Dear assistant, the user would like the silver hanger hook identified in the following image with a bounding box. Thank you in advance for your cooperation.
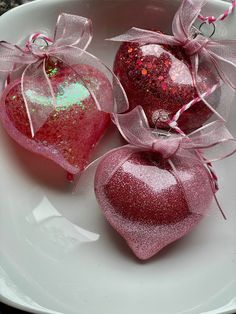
[199,22,216,38]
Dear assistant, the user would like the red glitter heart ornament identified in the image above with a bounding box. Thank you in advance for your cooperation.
[0,60,111,174]
[110,0,236,132]
[114,41,217,132]
[94,146,213,260]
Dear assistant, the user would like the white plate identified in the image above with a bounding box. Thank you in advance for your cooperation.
[0,0,236,313]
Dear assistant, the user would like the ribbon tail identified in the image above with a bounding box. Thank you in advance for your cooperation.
[0,41,36,72]
[203,139,236,163]
[191,54,226,122]
[185,120,236,162]
[166,123,229,220]
[207,41,236,90]
[213,184,227,220]
[186,121,236,219]
[203,157,227,220]
[204,158,227,220]
[107,27,179,46]
[21,59,57,137]
[73,155,101,194]
[42,58,57,108]
[167,152,214,217]
[209,53,236,90]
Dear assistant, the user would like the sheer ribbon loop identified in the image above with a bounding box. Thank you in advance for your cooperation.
[114,106,236,162]
[183,36,209,56]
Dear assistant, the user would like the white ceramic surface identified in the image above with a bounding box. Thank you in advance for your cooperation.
[0,0,236,313]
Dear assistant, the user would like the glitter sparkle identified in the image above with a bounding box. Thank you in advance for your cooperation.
[3,63,111,174]
[114,39,217,132]
[95,148,213,260]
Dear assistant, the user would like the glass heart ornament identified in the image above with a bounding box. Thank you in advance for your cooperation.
[110,0,236,132]
[0,14,128,177]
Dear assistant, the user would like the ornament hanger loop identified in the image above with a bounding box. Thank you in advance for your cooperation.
[199,22,216,38]
[26,33,53,55]
[32,36,50,49]
[152,109,171,138]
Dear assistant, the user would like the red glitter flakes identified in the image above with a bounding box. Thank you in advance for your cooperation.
[114,40,219,132]
[141,68,148,76]
[161,82,167,91]
[94,147,213,260]
[0,59,111,175]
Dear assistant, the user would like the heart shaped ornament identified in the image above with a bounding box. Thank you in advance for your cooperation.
[0,59,111,175]
[110,0,236,133]
[0,14,129,177]
[114,41,217,132]
[94,146,213,260]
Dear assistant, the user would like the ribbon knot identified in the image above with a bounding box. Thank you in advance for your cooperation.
[26,33,53,58]
[152,137,181,159]
[113,103,236,163]
[183,35,209,56]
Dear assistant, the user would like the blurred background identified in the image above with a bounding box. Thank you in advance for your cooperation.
[0,0,31,15]
[0,0,232,16]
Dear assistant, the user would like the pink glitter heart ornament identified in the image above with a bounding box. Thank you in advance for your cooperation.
[0,61,111,174]
[93,106,236,260]
[94,146,213,260]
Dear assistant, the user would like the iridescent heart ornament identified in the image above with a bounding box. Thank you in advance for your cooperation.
[0,14,128,176]
[94,107,236,260]
[110,0,236,132]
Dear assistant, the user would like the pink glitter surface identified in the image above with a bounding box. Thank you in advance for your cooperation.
[0,60,111,175]
[94,146,213,260]
[114,41,217,132]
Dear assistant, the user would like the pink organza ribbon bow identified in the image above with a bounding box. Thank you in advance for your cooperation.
[0,13,128,136]
[109,0,236,121]
[114,106,236,162]
[113,106,236,217]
